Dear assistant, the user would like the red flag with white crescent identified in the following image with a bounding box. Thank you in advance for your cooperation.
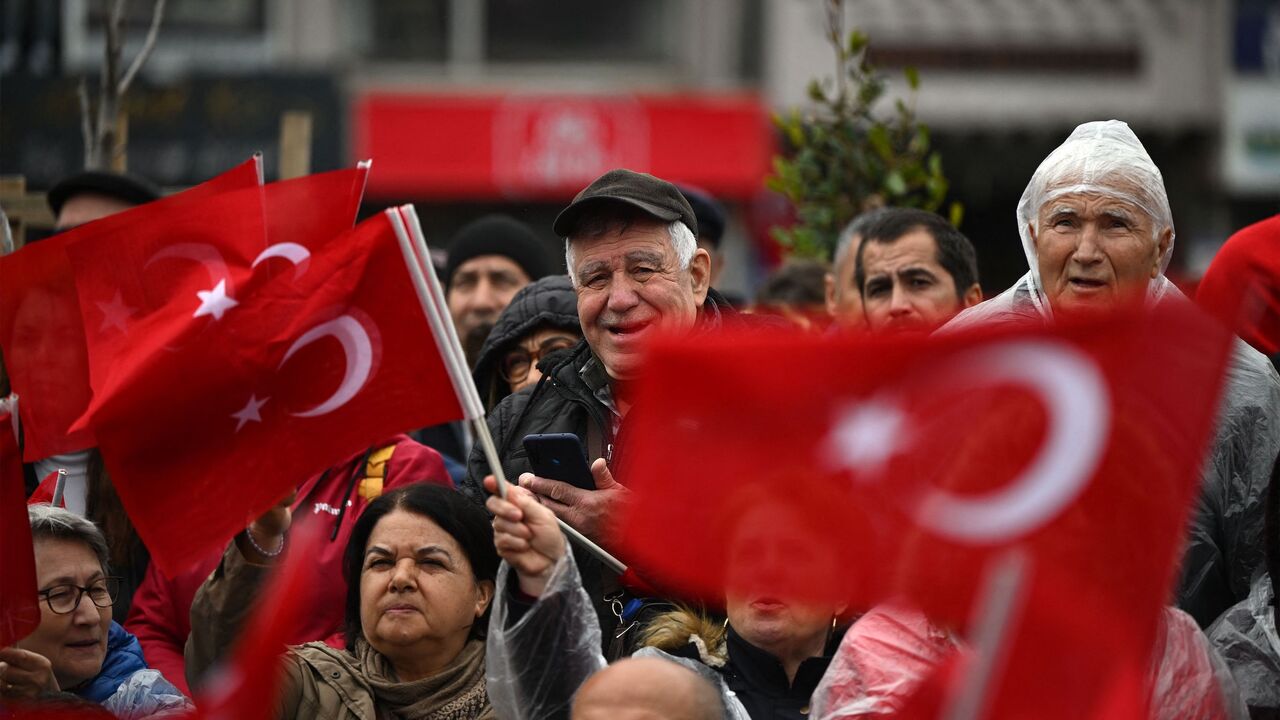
[67,207,463,575]
[0,157,262,462]
[615,304,1233,718]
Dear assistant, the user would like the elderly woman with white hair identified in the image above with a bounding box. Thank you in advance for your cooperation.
[0,505,190,718]
[947,120,1280,629]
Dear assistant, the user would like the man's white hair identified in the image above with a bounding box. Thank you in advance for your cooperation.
[565,220,696,286]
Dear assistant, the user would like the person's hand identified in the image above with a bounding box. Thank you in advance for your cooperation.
[519,459,629,547]
[0,646,59,699]
[239,489,296,563]
[485,476,567,597]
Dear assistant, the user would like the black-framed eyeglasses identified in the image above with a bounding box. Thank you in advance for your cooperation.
[38,577,120,615]
[500,336,579,385]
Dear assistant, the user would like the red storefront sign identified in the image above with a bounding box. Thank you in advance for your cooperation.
[353,92,774,201]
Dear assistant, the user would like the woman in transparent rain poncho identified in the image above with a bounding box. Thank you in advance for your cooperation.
[945,120,1280,632]
[800,120,1260,720]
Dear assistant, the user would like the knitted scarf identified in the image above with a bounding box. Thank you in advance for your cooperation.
[350,637,492,720]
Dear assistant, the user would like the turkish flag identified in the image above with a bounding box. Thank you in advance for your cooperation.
[69,166,371,421]
[0,157,262,461]
[68,209,464,575]
[193,523,324,720]
[0,400,39,648]
[615,304,1233,718]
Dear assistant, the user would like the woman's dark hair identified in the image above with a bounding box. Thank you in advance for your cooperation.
[342,483,500,650]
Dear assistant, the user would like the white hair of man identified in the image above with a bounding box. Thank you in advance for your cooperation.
[1017,119,1176,311]
[564,220,696,287]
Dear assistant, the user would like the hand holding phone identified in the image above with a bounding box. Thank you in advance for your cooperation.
[522,433,596,491]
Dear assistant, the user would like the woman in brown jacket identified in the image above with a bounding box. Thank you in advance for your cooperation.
[186,484,499,719]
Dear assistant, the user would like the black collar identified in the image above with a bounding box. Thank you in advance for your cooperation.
[725,626,832,698]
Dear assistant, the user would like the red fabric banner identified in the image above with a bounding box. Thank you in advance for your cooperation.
[0,158,262,461]
[68,209,464,575]
[353,93,773,200]
[0,405,38,648]
[615,305,1232,717]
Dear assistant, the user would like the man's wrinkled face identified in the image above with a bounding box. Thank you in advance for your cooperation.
[1033,192,1169,315]
[447,255,531,344]
[571,221,710,380]
[861,230,974,332]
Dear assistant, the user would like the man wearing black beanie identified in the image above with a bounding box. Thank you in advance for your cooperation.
[445,214,552,368]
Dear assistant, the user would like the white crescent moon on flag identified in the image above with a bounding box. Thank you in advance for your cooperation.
[252,243,311,279]
[914,339,1111,544]
[281,315,373,418]
[145,243,234,295]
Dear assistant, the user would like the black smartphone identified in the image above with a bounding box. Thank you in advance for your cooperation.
[522,433,595,491]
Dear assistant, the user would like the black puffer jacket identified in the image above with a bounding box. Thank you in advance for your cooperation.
[472,275,581,413]
[463,288,751,652]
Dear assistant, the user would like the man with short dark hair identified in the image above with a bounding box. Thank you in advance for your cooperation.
[854,208,982,332]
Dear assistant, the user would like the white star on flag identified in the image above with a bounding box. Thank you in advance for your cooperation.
[194,279,238,321]
[824,398,912,478]
[231,394,269,432]
[96,291,137,333]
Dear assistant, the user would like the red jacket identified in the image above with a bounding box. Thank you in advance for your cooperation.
[1197,214,1280,356]
[123,435,450,695]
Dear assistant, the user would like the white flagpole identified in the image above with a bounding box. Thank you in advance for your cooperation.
[51,469,68,509]
[941,549,1029,720]
[391,206,627,576]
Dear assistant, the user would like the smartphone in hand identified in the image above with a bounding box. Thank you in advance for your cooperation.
[522,433,595,491]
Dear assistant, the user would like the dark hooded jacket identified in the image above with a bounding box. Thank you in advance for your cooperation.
[472,275,581,413]
[463,288,752,652]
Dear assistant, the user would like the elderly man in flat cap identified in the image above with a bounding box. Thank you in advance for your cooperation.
[463,168,750,652]
[949,120,1280,629]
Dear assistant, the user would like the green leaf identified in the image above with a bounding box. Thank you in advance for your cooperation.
[807,79,826,103]
[904,66,920,90]
[867,125,892,160]
[949,202,965,228]
[848,29,868,55]
[884,171,907,196]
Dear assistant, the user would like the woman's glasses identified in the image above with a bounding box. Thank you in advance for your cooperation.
[38,577,120,615]
[500,336,579,385]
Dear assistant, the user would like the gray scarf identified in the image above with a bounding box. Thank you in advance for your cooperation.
[344,637,493,720]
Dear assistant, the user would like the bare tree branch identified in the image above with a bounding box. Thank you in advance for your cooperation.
[118,0,167,96]
[91,0,125,169]
[78,76,95,167]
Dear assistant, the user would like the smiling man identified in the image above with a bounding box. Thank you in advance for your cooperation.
[946,120,1280,629]
[854,208,981,332]
[463,169,745,651]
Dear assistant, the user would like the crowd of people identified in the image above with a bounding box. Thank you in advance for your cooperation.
[3,118,1280,719]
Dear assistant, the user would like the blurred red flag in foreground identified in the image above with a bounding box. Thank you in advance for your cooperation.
[67,208,464,576]
[0,403,39,648]
[616,304,1232,718]
[0,158,261,462]
[192,523,324,720]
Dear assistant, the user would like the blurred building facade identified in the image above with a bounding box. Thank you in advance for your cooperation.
[2,0,1278,295]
